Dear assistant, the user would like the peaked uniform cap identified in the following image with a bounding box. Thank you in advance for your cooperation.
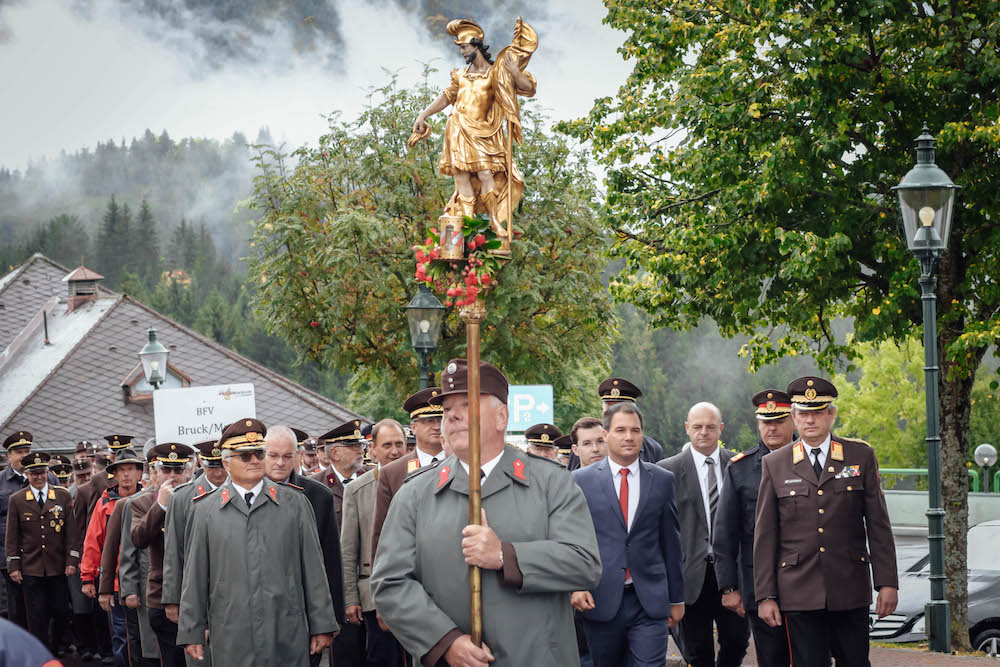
[431,359,509,405]
[48,455,71,467]
[525,423,563,447]
[193,440,225,467]
[106,447,143,471]
[151,443,195,466]
[598,377,642,402]
[22,451,51,470]
[4,431,33,450]
[320,420,367,446]
[104,434,135,450]
[75,440,96,454]
[218,419,267,451]
[290,428,310,446]
[553,434,574,455]
[787,376,838,411]
[52,464,73,479]
[300,436,318,453]
[447,19,485,45]
[72,459,93,473]
[403,387,445,420]
[751,389,793,421]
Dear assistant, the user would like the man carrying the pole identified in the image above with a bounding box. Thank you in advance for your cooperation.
[372,359,602,666]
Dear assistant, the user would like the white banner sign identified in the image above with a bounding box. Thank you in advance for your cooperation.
[153,384,256,446]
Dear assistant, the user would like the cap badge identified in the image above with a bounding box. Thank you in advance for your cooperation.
[541,434,550,442]
[169,452,178,461]
[438,466,451,489]
[767,392,773,399]
[245,420,253,427]
[766,400,776,410]
[354,421,360,427]
[212,448,221,457]
[804,388,817,400]
[512,459,526,481]
[431,390,438,397]
[354,430,362,438]
[246,431,259,442]
[611,388,621,397]
[807,380,814,387]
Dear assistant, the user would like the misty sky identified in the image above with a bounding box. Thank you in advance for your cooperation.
[0,0,632,170]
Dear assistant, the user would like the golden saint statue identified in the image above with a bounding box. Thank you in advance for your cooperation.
[410,17,538,256]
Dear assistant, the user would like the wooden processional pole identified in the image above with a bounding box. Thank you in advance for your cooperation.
[460,299,487,646]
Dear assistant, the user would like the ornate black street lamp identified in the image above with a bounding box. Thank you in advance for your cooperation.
[139,326,169,390]
[892,123,960,653]
[405,286,445,389]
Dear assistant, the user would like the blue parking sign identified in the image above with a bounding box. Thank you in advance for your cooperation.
[506,385,554,432]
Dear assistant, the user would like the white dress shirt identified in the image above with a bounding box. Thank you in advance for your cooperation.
[416,447,444,468]
[607,457,640,532]
[690,446,723,552]
[458,450,504,483]
[804,434,832,469]
[29,482,49,504]
[231,479,264,508]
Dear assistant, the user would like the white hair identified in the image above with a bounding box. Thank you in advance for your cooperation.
[221,449,232,461]
[265,425,298,446]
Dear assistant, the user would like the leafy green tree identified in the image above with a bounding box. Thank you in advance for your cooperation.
[133,200,161,285]
[562,1,1000,645]
[247,74,616,416]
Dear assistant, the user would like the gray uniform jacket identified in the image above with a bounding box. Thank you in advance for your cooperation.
[371,445,602,666]
[115,490,158,659]
[161,478,218,607]
[177,479,337,667]
[341,467,378,611]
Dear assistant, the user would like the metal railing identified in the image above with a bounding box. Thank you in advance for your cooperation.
[881,468,980,492]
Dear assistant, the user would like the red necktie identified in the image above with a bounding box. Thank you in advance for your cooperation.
[620,469,630,581]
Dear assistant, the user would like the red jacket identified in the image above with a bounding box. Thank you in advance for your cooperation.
[81,485,135,590]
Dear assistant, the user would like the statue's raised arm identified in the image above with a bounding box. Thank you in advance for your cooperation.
[409,17,538,256]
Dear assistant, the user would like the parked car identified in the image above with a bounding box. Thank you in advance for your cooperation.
[870,519,1000,656]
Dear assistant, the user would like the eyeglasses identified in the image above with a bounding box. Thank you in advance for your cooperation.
[237,451,265,463]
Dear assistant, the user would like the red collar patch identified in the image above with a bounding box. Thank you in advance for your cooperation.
[269,485,277,501]
[438,466,451,489]
[196,484,205,496]
[512,459,526,481]
[220,488,230,505]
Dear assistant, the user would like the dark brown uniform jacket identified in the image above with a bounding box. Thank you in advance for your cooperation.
[753,436,898,612]
[99,496,127,595]
[309,466,372,526]
[5,485,80,576]
[370,451,420,557]
[129,492,166,608]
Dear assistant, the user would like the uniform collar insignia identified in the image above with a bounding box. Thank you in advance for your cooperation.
[512,458,526,482]
[831,441,844,461]
[48,489,56,500]
[792,442,805,464]
[220,487,230,506]
[268,485,278,502]
[407,459,420,473]
[197,484,205,495]
[437,466,451,490]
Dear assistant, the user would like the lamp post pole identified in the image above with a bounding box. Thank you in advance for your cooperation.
[917,246,950,653]
[893,124,959,653]
[416,347,433,390]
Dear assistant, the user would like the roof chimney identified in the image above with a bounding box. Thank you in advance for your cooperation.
[63,266,104,312]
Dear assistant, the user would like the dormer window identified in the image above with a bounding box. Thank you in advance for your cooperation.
[120,361,192,404]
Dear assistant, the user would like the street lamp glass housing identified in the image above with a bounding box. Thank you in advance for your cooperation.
[139,326,169,387]
[974,443,997,468]
[892,124,960,254]
[405,287,445,351]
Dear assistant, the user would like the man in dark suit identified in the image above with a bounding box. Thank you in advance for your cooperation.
[713,390,796,667]
[755,377,898,667]
[371,387,445,559]
[311,421,370,525]
[264,425,349,667]
[569,378,664,470]
[659,402,749,667]
[572,402,685,667]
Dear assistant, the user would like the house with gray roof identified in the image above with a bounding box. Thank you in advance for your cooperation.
[0,254,364,452]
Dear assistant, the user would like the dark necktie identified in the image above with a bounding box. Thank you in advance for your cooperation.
[38,491,45,510]
[812,448,823,480]
[706,458,719,538]
[244,491,254,507]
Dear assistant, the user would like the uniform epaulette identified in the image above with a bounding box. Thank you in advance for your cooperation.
[403,458,441,484]
[191,490,212,502]
[835,436,872,448]
[285,482,304,491]
[524,450,565,466]
[53,484,68,491]
[174,480,195,491]
[730,452,746,463]
[731,445,759,463]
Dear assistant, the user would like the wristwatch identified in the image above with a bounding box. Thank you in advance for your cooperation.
[721,587,737,595]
